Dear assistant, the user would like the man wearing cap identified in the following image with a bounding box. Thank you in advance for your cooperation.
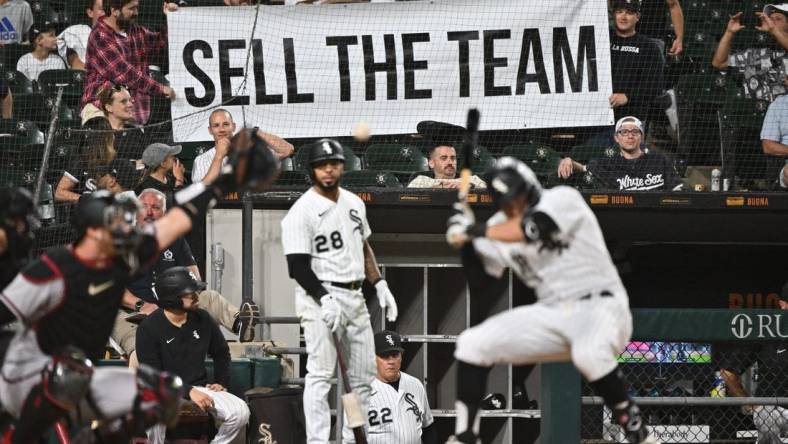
[712,4,788,101]
[760,84,788,189]
[134,142,187,205]
[558,116,683,191]
[609,0,665,123]
[368,330,436,444]
[16,24,67,81]
[717,285,788,444]
[407,144,486,189]
[136,266,250,444]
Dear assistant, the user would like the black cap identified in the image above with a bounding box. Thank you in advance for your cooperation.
[28,23,56,44]
[375,330,405,356]
[612,0,641,12]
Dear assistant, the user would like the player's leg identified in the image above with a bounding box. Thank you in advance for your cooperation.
[752,406,784,444]
[570,295,654,444]
[296,289,337,444]
[198,289,259,341]
[110,310,138,361]
[452,304,571,443]
[340,289,376,443]
[192,387,250,444]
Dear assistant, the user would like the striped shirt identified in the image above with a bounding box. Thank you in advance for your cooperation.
[368,372,434,444]
[191,146,220,183]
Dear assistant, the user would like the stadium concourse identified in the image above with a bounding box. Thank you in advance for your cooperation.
[1,0,788,443]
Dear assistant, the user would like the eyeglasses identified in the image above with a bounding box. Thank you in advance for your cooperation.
[616,129,642,136]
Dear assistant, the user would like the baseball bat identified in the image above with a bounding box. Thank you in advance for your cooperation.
[332,332,368,444]
[459,109,480,201]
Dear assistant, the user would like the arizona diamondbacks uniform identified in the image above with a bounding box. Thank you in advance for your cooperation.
[454,186,633,382]
[281,187,376,444]
[368,372,434,444]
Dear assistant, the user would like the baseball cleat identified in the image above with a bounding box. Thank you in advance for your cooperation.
[237,301,260,342]
[445,431,480,444]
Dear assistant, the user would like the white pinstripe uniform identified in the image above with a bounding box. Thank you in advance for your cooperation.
[454,186,633,382]
[281,187,376,444]
[368,372,434,444]
[191,147,219,183]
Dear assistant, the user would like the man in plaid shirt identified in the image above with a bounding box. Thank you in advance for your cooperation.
[81,0,177,124]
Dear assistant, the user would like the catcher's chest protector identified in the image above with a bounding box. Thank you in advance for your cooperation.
[246,387,306,444]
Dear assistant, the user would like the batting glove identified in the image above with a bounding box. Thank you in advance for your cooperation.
[446,202,477,248]
[374,280,398,322]
[320,295,342,332]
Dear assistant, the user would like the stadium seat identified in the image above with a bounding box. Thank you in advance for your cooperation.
[13,93,75,128]
[3,70,35,95]
[342,170,403,189]
[501,144,561,179]
[455,145,494,175]
[0,45,29,73]
[718,97,769,182]
[364,144,427,172]
[0,119,44,144]
[37,69,85,109]
[271,170,311,190]
[569,144,617,165]
[293,143,362,172]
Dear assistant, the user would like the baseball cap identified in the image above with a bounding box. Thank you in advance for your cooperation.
[142,143,182,168]
[764,4,788,16]
[374,330,405,356]
[28,24,56,45]
[615,116,644,134]
[612,0,641,12]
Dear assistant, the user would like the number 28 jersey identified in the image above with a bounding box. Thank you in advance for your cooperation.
[281,187,371,282]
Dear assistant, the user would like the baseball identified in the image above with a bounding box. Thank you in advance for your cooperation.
[353,121,371,142]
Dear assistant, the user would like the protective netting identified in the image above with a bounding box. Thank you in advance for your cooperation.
[1,0,787,252]
[582,341,788,443]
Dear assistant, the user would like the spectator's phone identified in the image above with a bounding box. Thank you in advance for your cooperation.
[740,11,758,28]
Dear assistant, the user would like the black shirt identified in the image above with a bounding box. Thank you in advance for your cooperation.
[127,237,196,303]
[136,308,230,396]
[587,149,682,191]
[637,0,669,41]
[134,175,183,208]
[717,342,788,397]
[610,31,665,121]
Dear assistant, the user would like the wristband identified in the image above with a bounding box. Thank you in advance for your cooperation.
[467,222,486,239]
[175,182,217,224]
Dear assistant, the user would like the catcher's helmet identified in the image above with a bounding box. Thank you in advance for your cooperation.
[155,266,206,310]
[484,157,542,208]
[0,187,39,233]
[307,139,345,166]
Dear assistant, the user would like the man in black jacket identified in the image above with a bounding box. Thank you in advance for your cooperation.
[137,266,250,444]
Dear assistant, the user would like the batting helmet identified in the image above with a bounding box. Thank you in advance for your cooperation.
[0,187,39,237]
[307,139,345,166]
[155,266,206,310]
[484,157,542,208]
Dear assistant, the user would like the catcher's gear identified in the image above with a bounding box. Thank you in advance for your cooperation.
[43,346,94,410]
[217,128,281,194]
[0,187,39,287]
[72,191,145,269]
[154,266,206,310]
[484,157,542,208]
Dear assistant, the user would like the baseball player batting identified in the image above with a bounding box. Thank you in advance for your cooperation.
[281,138,399,444]
[445,157,657,444]
[369,330,435,444]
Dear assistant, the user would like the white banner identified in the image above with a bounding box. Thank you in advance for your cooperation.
[167,0,614,142]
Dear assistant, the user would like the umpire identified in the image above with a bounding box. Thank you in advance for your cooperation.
[136,266,250,444]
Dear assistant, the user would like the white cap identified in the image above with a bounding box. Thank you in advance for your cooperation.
[615,116,644,134]
[764,4,788,16]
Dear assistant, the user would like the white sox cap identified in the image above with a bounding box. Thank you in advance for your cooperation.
[764,4,788,16]
[615,116,644,134]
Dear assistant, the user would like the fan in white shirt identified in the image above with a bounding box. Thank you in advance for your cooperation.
[16,26,67,81]
[57,0,105,70]
[191,108,294,183]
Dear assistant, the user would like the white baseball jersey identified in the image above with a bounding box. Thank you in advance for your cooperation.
[472,186,624,302]
[281,187,370,283]
[368,372,434,444]
[191,147,220,183]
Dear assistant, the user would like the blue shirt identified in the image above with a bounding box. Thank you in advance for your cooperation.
[760,94,788,145]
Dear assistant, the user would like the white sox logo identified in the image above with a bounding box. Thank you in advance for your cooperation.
[386,334,395,346]
[404,393,422,422]
[349,209,363,235]
[257,423,277,444]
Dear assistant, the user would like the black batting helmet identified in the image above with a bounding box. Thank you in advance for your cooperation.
[0,187,39,233]
[155,266,206,310]
[307,139,345,166]
[484,157,542,208]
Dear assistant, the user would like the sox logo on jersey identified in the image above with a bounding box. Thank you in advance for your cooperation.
[368,372,434,444]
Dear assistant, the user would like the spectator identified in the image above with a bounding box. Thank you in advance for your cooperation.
[58,0,105,70]
[718,286,788,444]
[135,143,186,203]
[136,266,250,444]
[0,78,11,118]
[81,0,177,124]
[93,83,154,159]
[760,93,788,189]
[15,25,67,81]
[711,5,788,101]
[55,116,118,202]
[637,0,685,56]
[407,143,486,189]
[609,0,665,123]
[558,116,683,191]
[192,109,293,183]
[369,330,436,444]
[0,0,33,45]
[113,188,258,367]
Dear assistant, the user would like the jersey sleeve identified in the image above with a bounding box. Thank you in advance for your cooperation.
[281,205,313,255]
[0,258,65,324]
[361,201,372,240]
[419,382,434,427]
[529,187,587,241]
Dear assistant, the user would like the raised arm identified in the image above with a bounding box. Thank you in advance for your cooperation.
[712,13,744,69]
[258,130,294,159]
[667,0,684,55]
